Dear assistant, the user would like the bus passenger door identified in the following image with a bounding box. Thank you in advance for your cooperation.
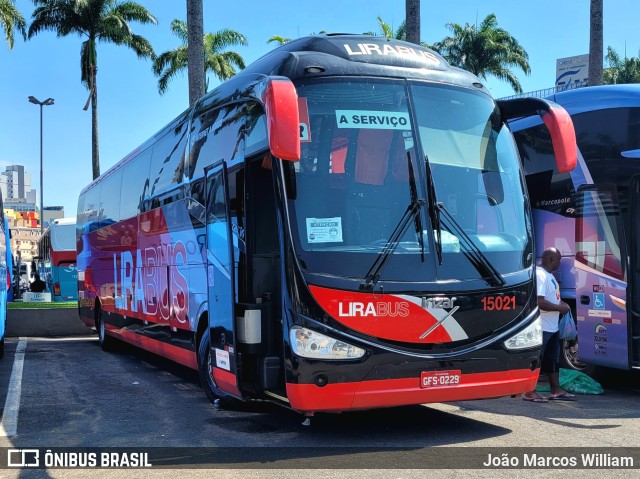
[574,184,629,369]
[205,162,241,397]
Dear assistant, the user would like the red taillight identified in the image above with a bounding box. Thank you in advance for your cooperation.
[54,282,61,296]
[6,271,10,291]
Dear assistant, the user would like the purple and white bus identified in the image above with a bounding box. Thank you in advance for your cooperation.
[511,84,640,374]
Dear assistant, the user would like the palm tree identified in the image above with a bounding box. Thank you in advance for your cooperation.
[588,0,603,86]
[0,0,26,49]
[365,16,406,40]
[153,19,247,96]
[405,0,420,45]
[29,0,157,181]
[266,31,326,46]
[267,35,292,45]
[433,13,531,93]
[186,0,204,105]
[603,46,640,84]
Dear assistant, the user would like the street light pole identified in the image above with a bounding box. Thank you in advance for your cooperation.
[28,96,54,236]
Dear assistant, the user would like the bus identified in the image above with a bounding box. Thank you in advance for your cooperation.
[77,34,576,414]
[0,201,10,358]
[511,84,640,374]
[36,217,78,301]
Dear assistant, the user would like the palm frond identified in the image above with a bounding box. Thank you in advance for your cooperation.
[0,0,26,49]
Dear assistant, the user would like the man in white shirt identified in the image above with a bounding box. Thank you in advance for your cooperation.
[523,247,576,402]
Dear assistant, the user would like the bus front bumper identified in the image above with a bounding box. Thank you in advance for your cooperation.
[285,368,539,413]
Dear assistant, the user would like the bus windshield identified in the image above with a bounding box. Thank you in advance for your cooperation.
[284,79,532,286]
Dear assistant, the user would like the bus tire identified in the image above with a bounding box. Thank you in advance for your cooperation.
[96,304,115,352]
[198,327,224,404]
[0,337,4,359]
[561,335,598,377]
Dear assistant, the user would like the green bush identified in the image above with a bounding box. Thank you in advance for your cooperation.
[8,301,77,309]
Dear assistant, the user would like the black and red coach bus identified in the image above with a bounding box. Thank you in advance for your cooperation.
[76,34,576,415]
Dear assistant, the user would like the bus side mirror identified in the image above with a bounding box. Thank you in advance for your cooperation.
[498,97,577,173]
[262,77,300,162]
[540,103,577,173]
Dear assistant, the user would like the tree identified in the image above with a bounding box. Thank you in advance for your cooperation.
[405,0,420,45]
[365,16,406,40]
[588,0,603,86]
[29,0,157,180]
[603,46,640,85]
[433,13,531,93]
[186,0,204,105]
[0,0,26,50]
[267,35,292,45]
[153,20,247,96]
[267,31,326,46]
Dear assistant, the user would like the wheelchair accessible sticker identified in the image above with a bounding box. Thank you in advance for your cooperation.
[593,293,605,309]
[336,110,411,130]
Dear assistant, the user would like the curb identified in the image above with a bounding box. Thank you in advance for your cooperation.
[6,307,94,337]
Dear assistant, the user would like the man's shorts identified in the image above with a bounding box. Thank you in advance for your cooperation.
[540,330,561,374]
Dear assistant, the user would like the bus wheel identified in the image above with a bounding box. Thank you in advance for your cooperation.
[198,327,223,404]
[0,337,4,359]
[561,336,597,377]
[96,305,115,352]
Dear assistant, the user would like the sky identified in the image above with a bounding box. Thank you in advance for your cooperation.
[0,0,639,219]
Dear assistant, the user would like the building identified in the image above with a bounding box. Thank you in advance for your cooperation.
[0,165,38,214]
[5,209,40,262]
[43,206,65,229]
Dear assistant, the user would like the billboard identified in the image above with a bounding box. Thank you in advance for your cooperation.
[555,54,589,90]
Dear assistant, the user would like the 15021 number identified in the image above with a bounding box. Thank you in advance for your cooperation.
[481,295,516,311]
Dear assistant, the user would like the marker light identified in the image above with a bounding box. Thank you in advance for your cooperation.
[504,317,542,350]
[290,326,365,360]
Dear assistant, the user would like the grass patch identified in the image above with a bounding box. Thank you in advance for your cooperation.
[8,301,77,309]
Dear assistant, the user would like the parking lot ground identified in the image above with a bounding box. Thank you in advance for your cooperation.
[1,336,639,478]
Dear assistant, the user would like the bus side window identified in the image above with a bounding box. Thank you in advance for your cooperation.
[120,148,152,220]
[149,118,189,198]
[189,103,246,179]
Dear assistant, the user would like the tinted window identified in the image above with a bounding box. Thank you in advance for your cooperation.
[514,124,575,215]
[189,103,245,178]
[120,148,152,220]
[149,120,188,197]
[245,102,268,155]
[572,107,640,218]
[99,169,123,224]
[81,184,101,225]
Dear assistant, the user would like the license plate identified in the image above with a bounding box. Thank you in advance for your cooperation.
[420,370,461,388]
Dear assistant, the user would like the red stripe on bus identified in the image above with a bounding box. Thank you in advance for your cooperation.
[212,368,241,397]
[285,368,539,412]
[105,324,197,370]
[309,285,452,343]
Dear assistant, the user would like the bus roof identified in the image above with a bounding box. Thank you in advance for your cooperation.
[50,217,76,227]
[44,217,76,252]
[80,34,490,197]
[549,84,640,113]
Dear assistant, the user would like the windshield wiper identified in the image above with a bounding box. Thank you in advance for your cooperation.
[408,153,425,262]
[436,202,506,287]
[424,154,442,264]
[360,155,426,291]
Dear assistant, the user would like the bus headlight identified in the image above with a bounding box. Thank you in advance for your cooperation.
[290,326,366,360]
[503,317,542,350]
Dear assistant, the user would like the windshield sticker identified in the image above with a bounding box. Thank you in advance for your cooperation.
[336,110,411,130]
[298,97,311,142]
[306,217,343,243]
